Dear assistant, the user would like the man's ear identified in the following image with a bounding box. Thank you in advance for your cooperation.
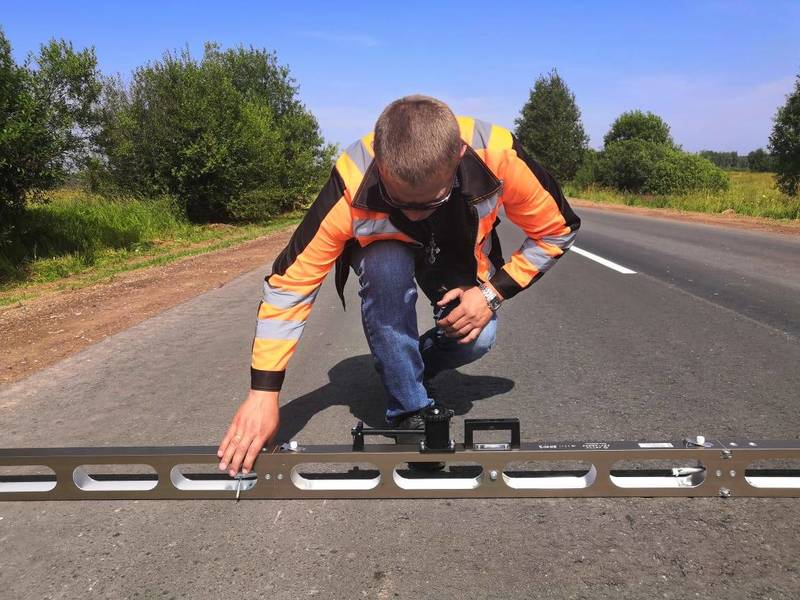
[459,143,467,158]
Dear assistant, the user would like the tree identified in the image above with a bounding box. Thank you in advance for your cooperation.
[95,43,335,222]
[0,29,33,227]
[769,74,800,196]
[747,148,774,172]
[604,110,674,147]
[0,29,101,241]
[27,39,102,172]
[514,68,589,182]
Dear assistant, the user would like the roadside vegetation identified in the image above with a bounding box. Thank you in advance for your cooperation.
[0,187,301,307]
[564,171,800,220]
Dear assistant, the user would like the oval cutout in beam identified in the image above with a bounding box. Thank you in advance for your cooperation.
[0,465,57,493]
[393,462,482,490]
[610,460,706,489]
[503,461,596,489]
[291,463,380,491]
[73,464,158,492]
[170,464,256,492]
[745,460,800,489]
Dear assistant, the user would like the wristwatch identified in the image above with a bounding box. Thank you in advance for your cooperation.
[478,282,502,312]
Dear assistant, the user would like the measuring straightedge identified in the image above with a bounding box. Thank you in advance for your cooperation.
[1,409,798,501]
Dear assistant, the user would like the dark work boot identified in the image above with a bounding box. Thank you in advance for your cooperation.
[390,408,427,445]
[391,405,446,472]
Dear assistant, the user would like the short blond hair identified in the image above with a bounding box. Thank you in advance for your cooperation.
[374,95,462,186]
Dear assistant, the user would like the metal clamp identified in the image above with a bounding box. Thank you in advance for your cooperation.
[233,472,258,502]
[683,435,713,448]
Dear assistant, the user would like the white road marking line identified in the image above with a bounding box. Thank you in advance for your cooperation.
[571,246,637,274]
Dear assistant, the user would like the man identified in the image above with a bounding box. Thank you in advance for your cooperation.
[217,95,580,478]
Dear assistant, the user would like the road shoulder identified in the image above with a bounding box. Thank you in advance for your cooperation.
[0,227,295,385]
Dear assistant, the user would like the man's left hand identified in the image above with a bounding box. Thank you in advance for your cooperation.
[436,285,496,344]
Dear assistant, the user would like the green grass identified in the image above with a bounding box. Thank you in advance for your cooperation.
[564,171,800,220]
[0,188,301,306]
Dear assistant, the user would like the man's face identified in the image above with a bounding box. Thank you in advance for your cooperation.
[377,144,467,222]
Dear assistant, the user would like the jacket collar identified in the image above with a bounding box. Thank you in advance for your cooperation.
[351,145,503,213]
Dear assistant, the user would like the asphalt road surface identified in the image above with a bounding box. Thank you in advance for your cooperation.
[1,206,799,599]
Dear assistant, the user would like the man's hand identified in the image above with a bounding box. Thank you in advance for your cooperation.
[436,284,500,344]
[217,389,280,477]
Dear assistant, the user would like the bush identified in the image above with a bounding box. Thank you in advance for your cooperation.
[597,140,728,195]
[597,139,666,192]
[571,148,600,188]
[94,43,335,222]
[651,151,730,194]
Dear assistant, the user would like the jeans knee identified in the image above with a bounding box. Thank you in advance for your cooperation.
[470,314,497,359]
[352,241,416,300]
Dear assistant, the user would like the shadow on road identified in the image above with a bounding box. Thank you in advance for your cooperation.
[276,354,514,442]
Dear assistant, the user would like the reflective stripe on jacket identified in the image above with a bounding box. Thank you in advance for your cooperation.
[251,116,580,391]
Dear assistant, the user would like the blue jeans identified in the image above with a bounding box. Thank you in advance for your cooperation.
[350,240,497,423]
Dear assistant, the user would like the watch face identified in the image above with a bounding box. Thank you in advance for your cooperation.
[480,284,501,311]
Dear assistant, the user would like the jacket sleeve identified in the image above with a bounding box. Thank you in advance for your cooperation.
[488,135,581,300]
[250,167,353,392]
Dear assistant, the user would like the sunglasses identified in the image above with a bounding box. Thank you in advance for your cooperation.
[377,173,457,211]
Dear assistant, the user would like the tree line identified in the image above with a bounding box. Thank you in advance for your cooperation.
[514,69,800,198]
[697,149,773,172]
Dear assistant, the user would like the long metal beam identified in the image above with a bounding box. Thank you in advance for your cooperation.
[2,438,799,500]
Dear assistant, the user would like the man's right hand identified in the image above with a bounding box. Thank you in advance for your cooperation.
[217,389,280,477]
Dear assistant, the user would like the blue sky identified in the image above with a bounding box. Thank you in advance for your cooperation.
[3,1,798,153]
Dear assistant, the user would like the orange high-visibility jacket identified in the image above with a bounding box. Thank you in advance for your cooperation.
[250,116,580,391]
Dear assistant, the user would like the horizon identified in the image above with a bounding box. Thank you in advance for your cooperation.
[3,0,798,154]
